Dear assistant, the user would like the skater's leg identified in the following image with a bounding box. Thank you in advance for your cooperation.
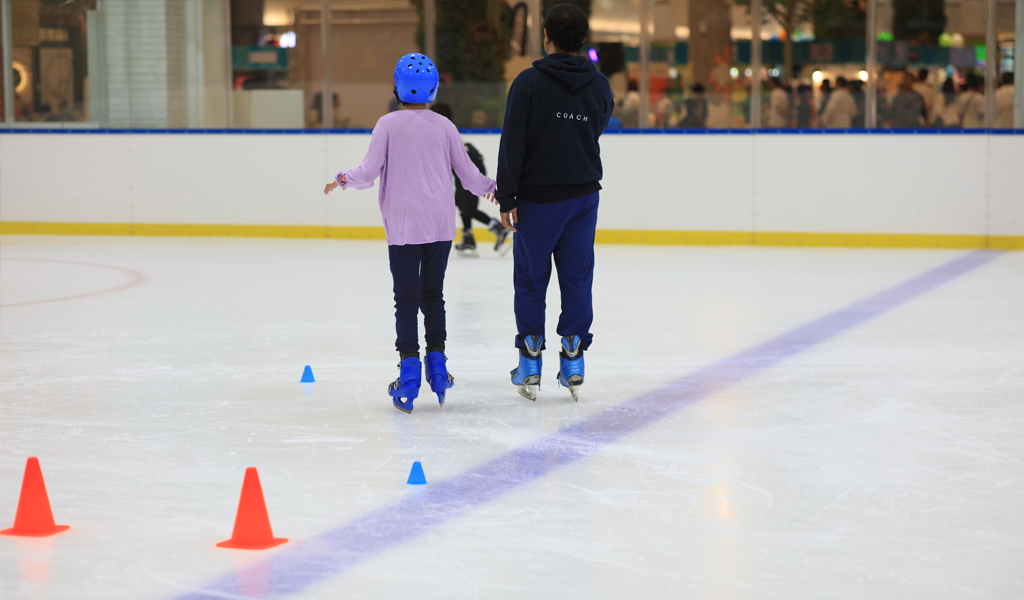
[459,211,474,233]
[388,244,424,412]
[486,206,510,252]
[419,241,454,403]
[388,244,422,355]
[455,195,476,232]
[472,208,493,226]
[550,192,598,400]
[510,200,575,399]
[419,240,451,350]
[512,200,560,351]
[553,192,600,351]
[458,194,493,227]
[454,197,478,254]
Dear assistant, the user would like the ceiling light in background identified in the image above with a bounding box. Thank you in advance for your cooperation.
[263,7,293,27]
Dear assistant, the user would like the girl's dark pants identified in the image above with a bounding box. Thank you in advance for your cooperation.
[388,241,451,354]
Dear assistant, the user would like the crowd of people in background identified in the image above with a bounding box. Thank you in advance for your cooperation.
[605,68,1015,130]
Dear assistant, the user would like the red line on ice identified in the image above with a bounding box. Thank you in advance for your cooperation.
[0,257,146,308]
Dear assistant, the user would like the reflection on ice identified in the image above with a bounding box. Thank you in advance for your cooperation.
[13,537,53,594]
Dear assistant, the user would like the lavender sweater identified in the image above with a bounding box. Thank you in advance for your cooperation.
[336,109,496,246]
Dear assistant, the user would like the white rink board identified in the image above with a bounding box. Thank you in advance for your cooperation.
[1,132,1022,235]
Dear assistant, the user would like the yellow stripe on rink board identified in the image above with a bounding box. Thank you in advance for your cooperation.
[595,230,755,245]
[596,229,1021,250]
[0,221,387,240]
[1,222,1020,250]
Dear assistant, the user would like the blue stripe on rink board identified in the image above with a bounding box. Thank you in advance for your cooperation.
[172,250,1001,599]
[2,127,1022,135]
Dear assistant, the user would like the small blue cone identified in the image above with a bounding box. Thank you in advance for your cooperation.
[301,365,315,383]
[406,461,427,485]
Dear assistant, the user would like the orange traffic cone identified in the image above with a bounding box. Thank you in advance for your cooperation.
[216,467,287,550]
[1,457,70,537]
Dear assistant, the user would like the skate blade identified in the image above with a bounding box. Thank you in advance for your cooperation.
[457,249,479,258]
[392,398,414,413]
[517,384,539,401]
[498,238,513,257]
[558,374,583,401]
[428,375,453,405]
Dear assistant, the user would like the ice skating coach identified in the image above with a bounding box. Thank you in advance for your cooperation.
[495,3,613,402]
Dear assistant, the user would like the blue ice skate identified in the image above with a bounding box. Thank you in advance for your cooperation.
[511,334,544,401]
[556,335,584,401]
[424,351,454,405]
[388,356,421,413]
[490,221,511,253]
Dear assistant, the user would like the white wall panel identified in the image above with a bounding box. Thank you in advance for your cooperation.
[598,134,756,231]
[988,136,1024,237]
[127,135,329,225]
[1,133,1021,237]
[1,135,133,222]
[754,135,991,235]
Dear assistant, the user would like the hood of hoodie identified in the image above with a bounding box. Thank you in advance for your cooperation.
[532,54,597,93]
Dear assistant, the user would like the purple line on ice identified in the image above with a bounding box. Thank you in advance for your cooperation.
[175,250,1000,600]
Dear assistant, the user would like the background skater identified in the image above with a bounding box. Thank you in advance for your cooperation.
[430,103,510,256]
[495,4,612,401]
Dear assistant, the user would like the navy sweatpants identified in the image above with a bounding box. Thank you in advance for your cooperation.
[512,191,599,352]
[388,241,451,354]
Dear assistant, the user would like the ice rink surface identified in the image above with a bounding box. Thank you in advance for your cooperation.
[1,236,1022,599]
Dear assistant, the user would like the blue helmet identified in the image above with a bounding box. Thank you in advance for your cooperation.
[394,53,438,103]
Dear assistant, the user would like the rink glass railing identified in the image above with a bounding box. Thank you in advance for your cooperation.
[2,128,1023,135]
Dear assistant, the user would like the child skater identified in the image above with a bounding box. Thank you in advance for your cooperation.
[324,53,496,414]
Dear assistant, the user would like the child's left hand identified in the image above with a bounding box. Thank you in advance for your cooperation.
[325,174,348,195]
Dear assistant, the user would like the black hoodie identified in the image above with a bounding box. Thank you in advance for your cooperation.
[496,54,613,212]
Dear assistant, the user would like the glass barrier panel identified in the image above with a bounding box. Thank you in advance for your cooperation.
[673,1,752,129]
[0,0,1012,132]
[302,1,416,129]
[872,0,966,127]
[232,0,324,129]
[796,0,868,129]
[434,0,515,130]
[876,0,990,129]
[994,0,1016,128]
[42,0,236,129]
[606,0,753,130]
[589,0,635,128]
[4,0,94,126]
